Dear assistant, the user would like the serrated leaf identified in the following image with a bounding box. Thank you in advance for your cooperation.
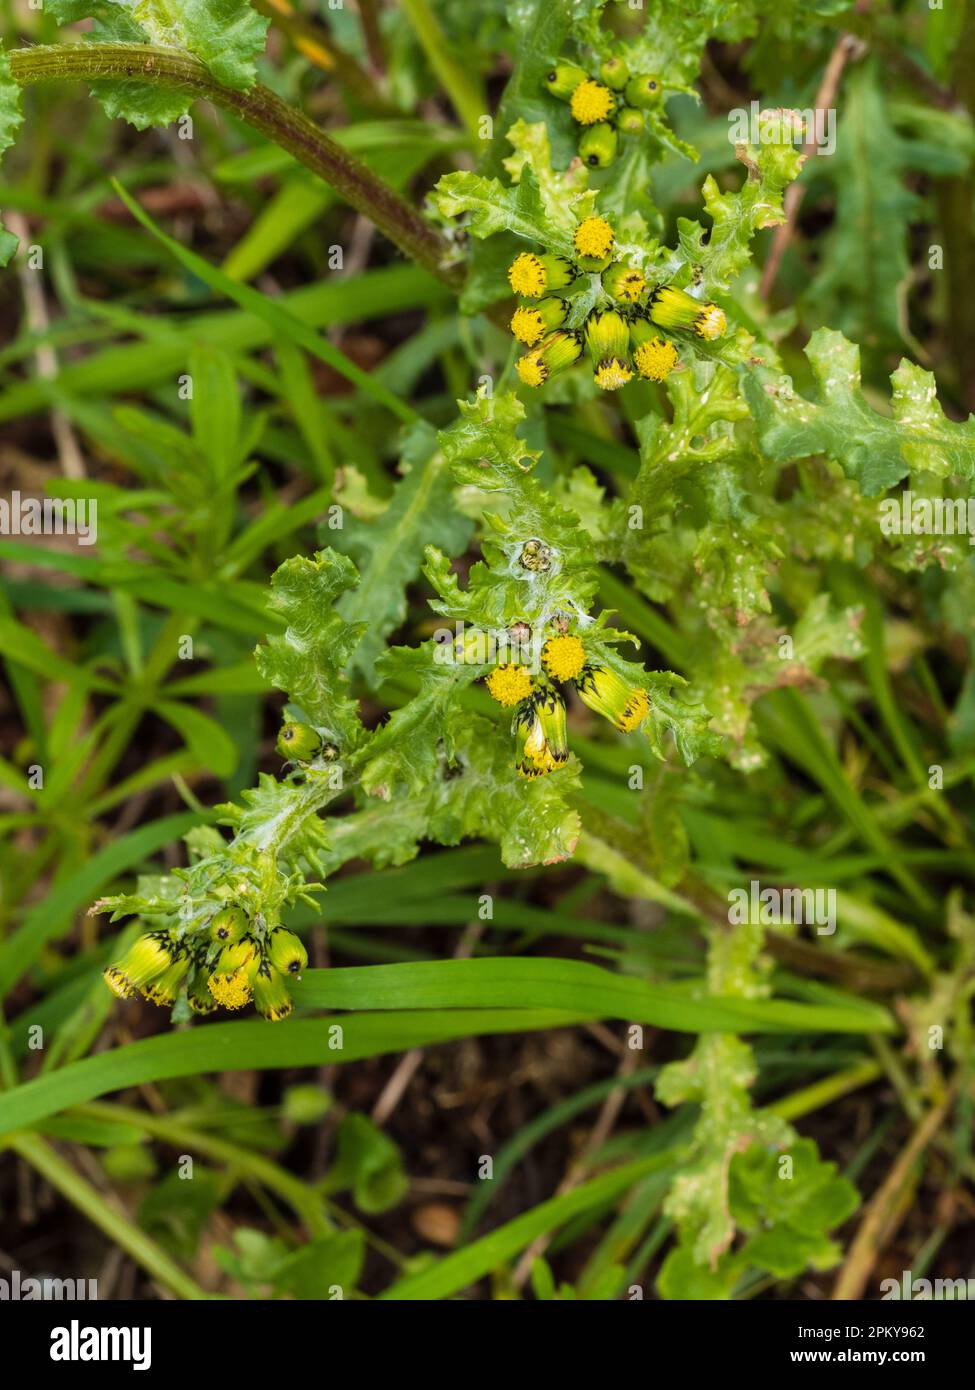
[255,550,366,750]
[45,0,268,128]
[671,108,805,292]
[801,64,919,348]
[743,329,975,496]
[433,163,575,257]
[334,422,472,683]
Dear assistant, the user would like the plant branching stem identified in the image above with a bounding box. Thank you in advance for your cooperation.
[9,44,463,294]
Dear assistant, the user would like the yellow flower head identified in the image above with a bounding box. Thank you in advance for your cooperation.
[574,216,615,261]
[594,358,633,391]
[633,336,679,381]
[542,634,586,682]
[508,252,546,298]
[486,663,534,707]
[511,306,545,346]
[695,303,728,340]
[516,351,547,387]
[571,79,615,126]
[208,969,253,1010]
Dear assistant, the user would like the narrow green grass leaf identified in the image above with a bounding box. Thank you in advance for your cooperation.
[381,1153,677,1300]
[0,1010,588,1136]
[290,958,894,1035]
[111,180,416,424]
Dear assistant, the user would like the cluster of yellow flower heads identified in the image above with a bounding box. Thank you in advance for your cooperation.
[544,56,665,168]
[507,213,727,394]
[102,715,333,1021]
[483,630,650,778]
[104,909,308,1022]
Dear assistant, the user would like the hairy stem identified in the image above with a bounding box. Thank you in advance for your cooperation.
[9,43,463,293]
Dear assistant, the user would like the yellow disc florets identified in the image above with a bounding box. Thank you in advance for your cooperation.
[508,253,546,298]
[208,970,253,1010]
[570,79,614,125]
[595,358,633,391]
[486,663,534,707]
[542,634,587,682]
[510,306,545,346]
[574,216,614,260]
[516,352,547,387]
[634,337,679,381]
[695,304,728,340]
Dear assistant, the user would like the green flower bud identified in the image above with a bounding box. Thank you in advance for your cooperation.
[585,308,630,365]
[624,74,663,108]
[519,539,553,573]
[142,953,190,1007]
[544,61,588,101]
[602,261,647,304]
[210,905,247,945]
[253,960,294,1022]
[579,121,618,169]
[648,284,727,340]
[614,106,645,136]
[277,721,322,763]
[104,931,175,1000]
[187,967,218,1015]
[599,56,630,90]
[267,927,308,978]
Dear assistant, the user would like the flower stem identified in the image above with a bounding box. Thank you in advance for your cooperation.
[9,43,463,293]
